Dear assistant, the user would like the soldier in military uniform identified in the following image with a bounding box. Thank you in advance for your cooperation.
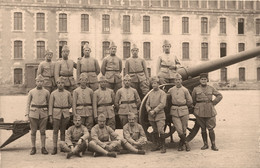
[37,49,56,93]
[77,43,100,91]
[26,75,49,155]
[145,76,167,153]
[55,45,76,93]
[167,73,193,151]
[60,115,89,159]
[72,73,94,132]
[49,77,72,155]
[93,76,116,130]
[192,73,223,151]
[125,44,149,99]
[123,113,147,150]
[88,114,119,158]
[115,74,141,127]
[157,40,181,85]
[101,42,122,93]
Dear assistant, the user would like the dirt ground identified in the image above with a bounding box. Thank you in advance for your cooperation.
[0,90,259,168]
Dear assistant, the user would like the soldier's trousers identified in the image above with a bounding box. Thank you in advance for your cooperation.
[88,140,121,154]
[124,137,146,149]
[172,115,189,135]
[29,117,48,136]
[106,117,116,130]
[59,141,87,153]
[53,116,70,146]
[158,77,175,85]
[80,116,94,132]
[107,82,122,94]
[119,114,139,127]
[149,120,165,135]
[196,116,216,131]
[130,80,149,97]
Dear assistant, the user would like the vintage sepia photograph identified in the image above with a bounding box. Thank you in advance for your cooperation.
[0,0,259,168]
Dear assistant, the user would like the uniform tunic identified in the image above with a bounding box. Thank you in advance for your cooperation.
[125,57,148,82]
[65,125,89,146]
[123,123,147,145]
[37,61,55,90]
[101,55,122,84]
[157,54,180,79]
[55,59,76,87]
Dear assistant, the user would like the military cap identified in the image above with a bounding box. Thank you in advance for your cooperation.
[73,114,81,121]
[200,73,208,79]
[150,76,160,83]
[131,44,139,51]
[79,73,88,80]
[35,74,44,81]
[162,40,171,47]
[99,76,107,82]
[98,114,106,121]
[83,43,91,50]
[128,113,136,119]
[123,74,132,80]
[45,49,53,55]
[56,76,65,83]
[175,73,182,79]
[62,45,70,51]
[109,41,117,49]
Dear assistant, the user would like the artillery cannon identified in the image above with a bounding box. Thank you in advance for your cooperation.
[1,47,260,149]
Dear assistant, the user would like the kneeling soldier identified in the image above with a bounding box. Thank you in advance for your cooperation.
[88,114,119,158]
[145,76,167,153]
[167,73,193,151]
[26,74,50,155]
[60,115,89,159]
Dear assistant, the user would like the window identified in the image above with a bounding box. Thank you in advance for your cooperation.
[201,0,207,8]
[201,43,208,60]
[163,0,169,7]
[238,0,244,9]
[163,16,170,34]
[37,0,44,2]
[220,68,227,82]
[220,43,227,57]
[239,67,245,81]
[14,40,23,59]
[102,0,109,5]
[182,42,189,59]
[143,16,150,33]
[147,68,151,77]
[81,14,89,32]
[257,43,260,58]
[201,17,208,34]
[123,42,131,59]
[37,41,45,59]
[182,0,188,8]
[59,13,67,32]
[81,41,89,57]
[238,43,245,52]
[59,41,67,58]
[220,18,226,34]
[14,68,23,84]
[102,14,110,33]
[219,0,225,9]
[123,15,130,33]
[14,12,22,30]
[256,19,260,35]
[257,67,260,81]
[143,42,151,59]
[182,17,189,34]
[36,13,45,31]
[238,18,244,34]
[102,41,110,58]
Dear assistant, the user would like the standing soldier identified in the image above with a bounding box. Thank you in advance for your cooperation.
[93,76,116,130]
[37,49,55,93]
[115,74,141,127]
[101,42,122,93]
[157,40,181,85]
[49,77,72,155]
[77,43,100,91]
[26,74,49,155]
[72,73,94,132]
[167,73,193,151]
[60,115,89,159]
[125,44,149,99]
[192,73,223,151]
[55,45,76,93]
[145,76,167,153]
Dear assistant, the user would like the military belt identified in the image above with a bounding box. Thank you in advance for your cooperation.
[121,100,136,104]
[97,102,113,107]
[106,69,120,72]
[31,104,48,108]
[129,71,144,74]
[60,74,73,77]
[76,103,92,107]
[196,100,212,103]
[42,75,54,78]
[171,104,187,107]
[53,106,71,109]
[161,65,176,70]
[81,71,96,73]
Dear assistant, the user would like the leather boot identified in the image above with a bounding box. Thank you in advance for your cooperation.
[209,130,218,151]
[107,152,117,158]
[137,150,145,155]
[66,152,73,159]
[151,133,160,151]
[178,135,184,151]
[51,147,57,155]
[30,147,36,155]
[201,132,209,150]
[160,134,166,154]
[183,134,190,152]
[41,147,49,155]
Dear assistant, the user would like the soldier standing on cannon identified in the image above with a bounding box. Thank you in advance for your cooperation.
[101,42,122,93]
[49,77,72,155]
[125,44,149,99]
[192,73,223,151]
[167,73,193,151]
[77,43,100,91]
[26,74,50,155]
[37,49,56,93]
[157,40,181,85]
[145,76,167,153]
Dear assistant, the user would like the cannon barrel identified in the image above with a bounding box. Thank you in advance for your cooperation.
[177,46,260,80]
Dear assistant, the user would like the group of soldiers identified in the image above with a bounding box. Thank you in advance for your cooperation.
[26,40,223,159]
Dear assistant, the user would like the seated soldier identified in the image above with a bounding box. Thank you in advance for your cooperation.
[88,114,119,158]
[60,115,89,159]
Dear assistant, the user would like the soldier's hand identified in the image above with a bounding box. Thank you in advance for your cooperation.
[149,110,155,117]
[70,146,75,151]
[78,138,82,144]
[105,145,113,151]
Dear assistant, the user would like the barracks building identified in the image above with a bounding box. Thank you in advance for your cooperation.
[0,0,260,93]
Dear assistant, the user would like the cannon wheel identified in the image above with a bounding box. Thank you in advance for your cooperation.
[139,83,200,142]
